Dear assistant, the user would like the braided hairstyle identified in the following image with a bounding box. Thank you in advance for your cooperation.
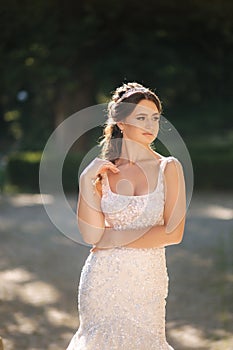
[100,82,162,163]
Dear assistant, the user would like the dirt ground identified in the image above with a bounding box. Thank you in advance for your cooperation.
[0,190,232,350]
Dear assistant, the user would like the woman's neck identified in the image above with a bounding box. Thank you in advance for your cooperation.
[118,139,156,165]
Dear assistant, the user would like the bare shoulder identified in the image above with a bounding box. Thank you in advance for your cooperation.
[149,151,179,164]
[163,157,184,186]
[164,156,183,171]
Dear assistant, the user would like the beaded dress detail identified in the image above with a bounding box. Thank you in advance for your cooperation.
[101,163,165,231]
[66,156,176,350]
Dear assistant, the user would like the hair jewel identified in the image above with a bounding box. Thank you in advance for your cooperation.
[119,87,149,100]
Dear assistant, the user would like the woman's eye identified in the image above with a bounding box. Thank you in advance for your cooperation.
[136,115,160,121]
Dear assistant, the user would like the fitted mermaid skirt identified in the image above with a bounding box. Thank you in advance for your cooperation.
[66,246,174,350]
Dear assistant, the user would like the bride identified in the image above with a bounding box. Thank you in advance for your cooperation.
[66,82,186,349]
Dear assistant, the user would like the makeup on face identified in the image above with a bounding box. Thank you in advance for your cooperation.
[126,106,160,134]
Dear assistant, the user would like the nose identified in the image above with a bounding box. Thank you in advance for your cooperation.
[145,118,153,130]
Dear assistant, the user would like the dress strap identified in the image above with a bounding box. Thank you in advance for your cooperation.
[160,156,177,173]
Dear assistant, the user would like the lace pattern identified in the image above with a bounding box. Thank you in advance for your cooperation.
[101,165,165,230]
[66,156,177,349]
[66,247,174,350]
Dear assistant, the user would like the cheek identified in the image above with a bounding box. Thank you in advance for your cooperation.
[125,124,142,136]
[154,122,160,131]
[124,122,159,138]
[125,122,145,132]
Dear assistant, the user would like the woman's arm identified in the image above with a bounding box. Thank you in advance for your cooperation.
[77,183,105,245]
[95,158,186,249]
[159,157,186,241]
[77,158,119,245]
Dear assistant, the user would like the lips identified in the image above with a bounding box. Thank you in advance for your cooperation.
[142,132,153,136]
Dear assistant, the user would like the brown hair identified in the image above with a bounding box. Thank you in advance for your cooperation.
[100,82,162,163]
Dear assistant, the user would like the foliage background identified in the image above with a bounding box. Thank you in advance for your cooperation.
[0,0,232,191]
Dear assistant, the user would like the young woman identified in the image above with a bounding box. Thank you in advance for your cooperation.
[66,82,186,349]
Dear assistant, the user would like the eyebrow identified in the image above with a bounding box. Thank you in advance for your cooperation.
[135,112,160,116]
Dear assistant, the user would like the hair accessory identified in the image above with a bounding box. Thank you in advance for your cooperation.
[119,87,149,100]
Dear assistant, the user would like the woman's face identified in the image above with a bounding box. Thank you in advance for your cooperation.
[117,99,160,146]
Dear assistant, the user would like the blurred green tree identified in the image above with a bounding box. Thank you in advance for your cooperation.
[0,0,232,153]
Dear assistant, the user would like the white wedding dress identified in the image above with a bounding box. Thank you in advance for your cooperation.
[66,156,176,350]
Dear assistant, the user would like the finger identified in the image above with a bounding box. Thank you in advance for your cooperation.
[108,166,120,173]
[98,163,120,175]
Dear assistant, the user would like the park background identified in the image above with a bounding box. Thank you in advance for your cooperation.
[0,0,233,192]
[0,1,232,349]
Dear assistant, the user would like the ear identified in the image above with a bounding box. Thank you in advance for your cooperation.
[116,121,124,131]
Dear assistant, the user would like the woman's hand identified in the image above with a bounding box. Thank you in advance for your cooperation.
[80,157,119,182]
[79,157,120,213]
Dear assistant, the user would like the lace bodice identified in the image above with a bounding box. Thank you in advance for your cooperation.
[101,156,176,230]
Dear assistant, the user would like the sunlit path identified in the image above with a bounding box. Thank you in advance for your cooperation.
[0,191,232,349]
